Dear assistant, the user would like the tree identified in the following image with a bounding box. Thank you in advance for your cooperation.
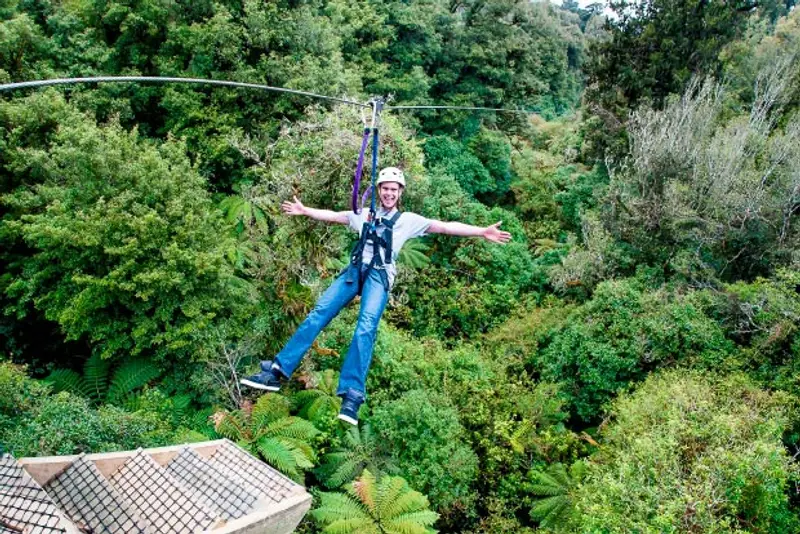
[585,0,760,112]
[572,370,800,532]
[1,92,253,363]
[214,393,318,482]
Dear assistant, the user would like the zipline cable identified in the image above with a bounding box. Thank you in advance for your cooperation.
[0,76,370,108]
[0,77,535,114]
[385,104,531,113]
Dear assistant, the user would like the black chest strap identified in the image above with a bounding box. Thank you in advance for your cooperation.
[346,211,402,292]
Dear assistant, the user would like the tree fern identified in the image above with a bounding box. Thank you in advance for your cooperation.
[44,368,89,397]
[214,392,319,481]
[106,359,161,405]
[46,356,161,406]
[397,240,430,269]
[316,424,395,489]
[312,469,438,534]
[293,369,340,428]
[529,462,586,530]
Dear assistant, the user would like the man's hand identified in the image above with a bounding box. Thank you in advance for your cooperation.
[483,221,512,244]
[282,196,307,216]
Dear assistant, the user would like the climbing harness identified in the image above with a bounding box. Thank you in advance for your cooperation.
[345,210,402,293]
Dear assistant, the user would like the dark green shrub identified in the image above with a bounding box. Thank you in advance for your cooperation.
[536,279,734,420]
[370,389,479,527]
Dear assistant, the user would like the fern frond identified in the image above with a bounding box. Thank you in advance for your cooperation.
[384,509,440,530]
[313,492,372,523]
[319,452,362,488]
[262,415,319,441]
[509,419,535,454]
[397,240,430,269]
[251,393,291,429]
[547,463,571,488]
[44,369,88,397]
[320,518,379,534]
[530,495,570,527]
[257,437,301,480]
[106,359,160,404]
[379,486,431,520]
[171,394,192,424]
[215,411,249,441]
[277,436,317,466]
[376,476,408,519]
[82,353,111,401]
[351,469,377,515]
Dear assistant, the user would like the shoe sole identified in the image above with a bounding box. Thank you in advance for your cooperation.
[240,379,280,392]
[337,413,359,426]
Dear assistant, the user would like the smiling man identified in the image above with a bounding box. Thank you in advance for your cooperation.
[241,167,511,424]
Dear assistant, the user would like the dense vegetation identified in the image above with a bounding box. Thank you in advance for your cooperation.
[2,0,800,532]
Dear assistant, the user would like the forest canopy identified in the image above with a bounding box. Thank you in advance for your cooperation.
[2,1,800,532]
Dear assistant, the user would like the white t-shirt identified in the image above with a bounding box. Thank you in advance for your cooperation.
[346,207,432,287]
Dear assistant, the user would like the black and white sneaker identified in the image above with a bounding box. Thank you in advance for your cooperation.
[337,389,365,426]
[240,361,283,392]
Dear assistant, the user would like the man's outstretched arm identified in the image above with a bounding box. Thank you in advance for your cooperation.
[427,220,512,244]
[282,196,349,225]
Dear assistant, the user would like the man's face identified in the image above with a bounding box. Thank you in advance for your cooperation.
[378,182,403,210]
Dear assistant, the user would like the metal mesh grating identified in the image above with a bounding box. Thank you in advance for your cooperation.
[206,441,296,504]
[166,447,257,521]
[0,454,67,534]
[109,450,217,534]
[45,454,148,534]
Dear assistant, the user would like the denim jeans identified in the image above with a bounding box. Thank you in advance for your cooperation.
[274,264,389,396]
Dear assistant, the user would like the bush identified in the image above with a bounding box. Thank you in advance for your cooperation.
[370,389,479,527]
[573,370,800,533]
[536,279,734,420]
[5,390,175,457]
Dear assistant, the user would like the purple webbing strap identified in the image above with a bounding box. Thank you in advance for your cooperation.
[352,128,371,213]
[360,185,373,213]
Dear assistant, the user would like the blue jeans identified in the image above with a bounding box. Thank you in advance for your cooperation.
[274,264,389,396]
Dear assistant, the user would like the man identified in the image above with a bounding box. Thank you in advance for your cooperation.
[241,167,511,424]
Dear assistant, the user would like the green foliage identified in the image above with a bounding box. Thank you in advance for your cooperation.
[528,461,586,530]
[293,369,341,431]
[370,389,479,525]
[423,135,493,198]
[214,393,319,482]
[45,354,161,406]
[536,279,734,420]
[573,61,800,286]
[586,0,762,112]
[4,390,175,456]
[1,92,254,363]
[312,468,439,534]
[701,269,800,401]
[0,361,49,435]
[316,423,396,489]
[572,370,800,533]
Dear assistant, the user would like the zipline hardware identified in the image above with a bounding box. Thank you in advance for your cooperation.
[0,76,533,215]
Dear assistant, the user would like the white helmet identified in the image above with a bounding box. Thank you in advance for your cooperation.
[377,167,406,187]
